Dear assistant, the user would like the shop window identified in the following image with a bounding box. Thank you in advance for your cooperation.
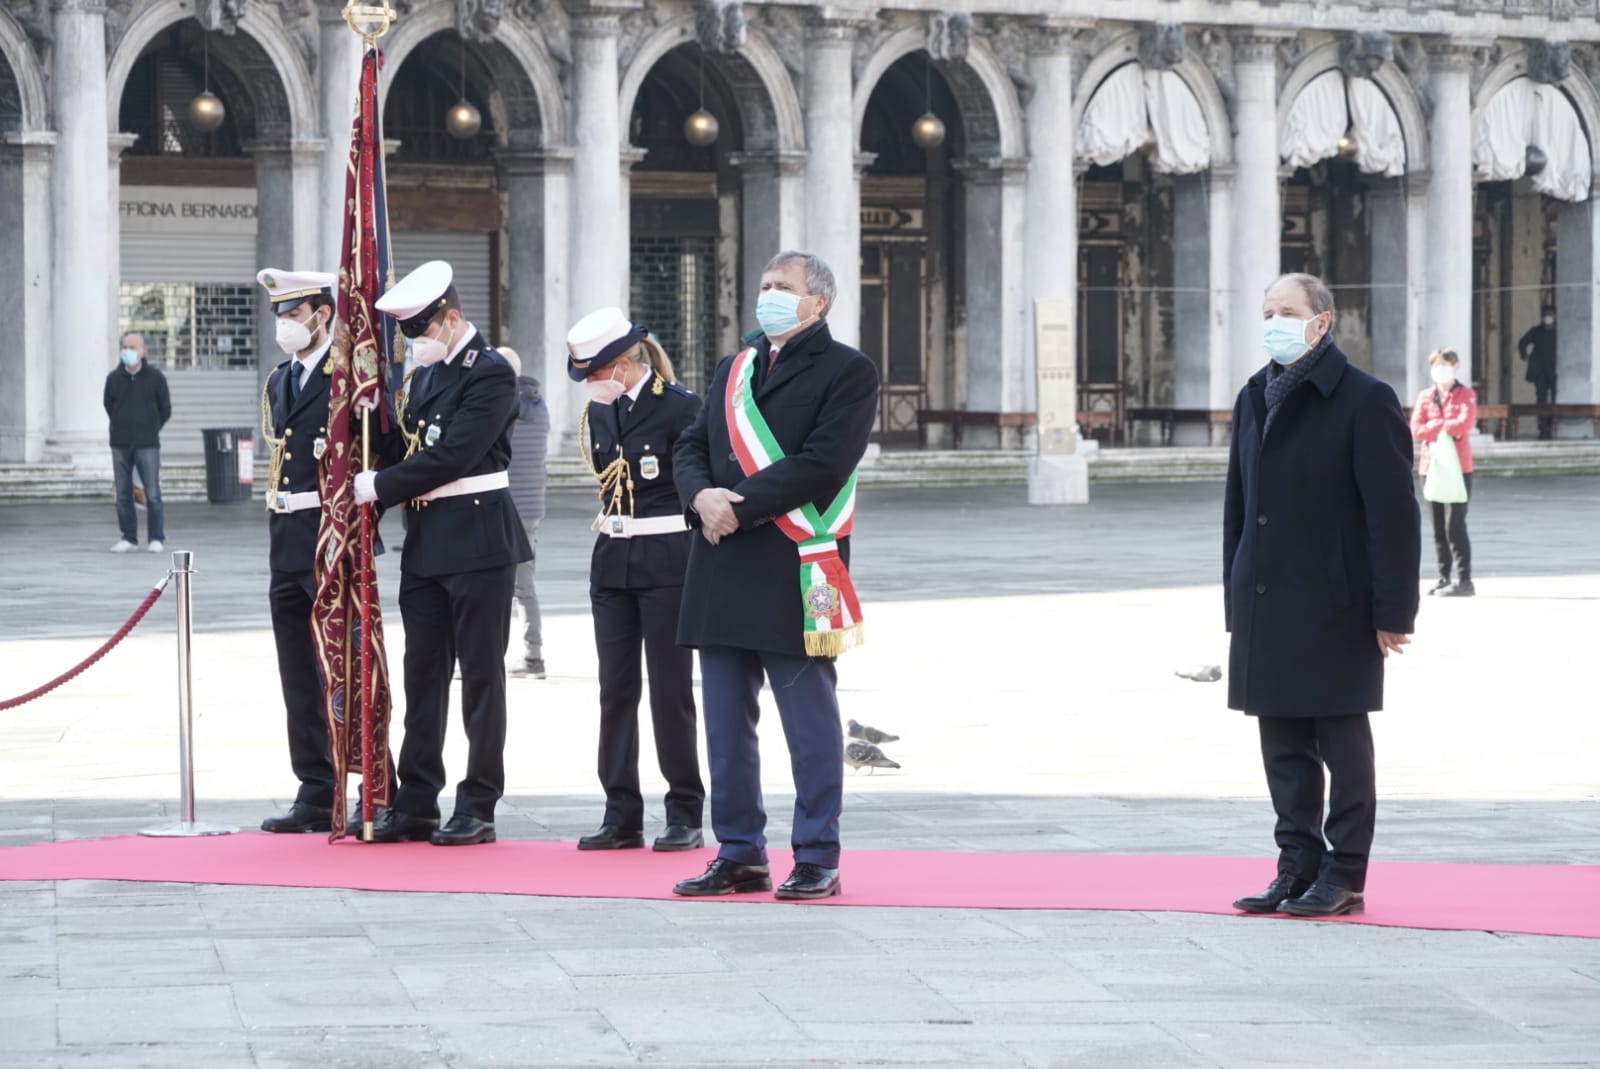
[119,282,255,371]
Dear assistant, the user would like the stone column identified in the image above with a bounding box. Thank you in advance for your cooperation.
[1172,173,1211,440]
[50,0,114,466]
[251,139,300,389]
[536,149,577,448]
[569,4,626,318]
[496,148,552,370]
[804,15,862,345]
[0,132,56,462]
[956,157,1028,447]
[1554,196,1600,436]
[1228,31,1289,387]
[1206,166,1235,410]
[730,151,807,327]
[1368,176,1413,399]
[106,133,138,374]
[1424,41,1478,386]
[318,2,363,270]
[617,146,647,307]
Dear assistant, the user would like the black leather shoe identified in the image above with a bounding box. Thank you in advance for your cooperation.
[1232,874,1312,914]
[578,824,645,851]
[652,825,704,852]
[431,814,496,846]
[1439,580,1475,597]
[1281,882,1364,916]
[343,807,390,839]
[672,858,772,897]
[367,810,440,843]
[259,803,332,834]
[775,862,842,900]
[1426,577,1452,595]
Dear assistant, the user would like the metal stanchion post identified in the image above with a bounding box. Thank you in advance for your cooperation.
[142,551,236,837]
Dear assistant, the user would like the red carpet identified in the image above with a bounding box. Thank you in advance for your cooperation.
[3,834,1596,939]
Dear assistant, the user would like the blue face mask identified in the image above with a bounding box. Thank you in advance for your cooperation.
[119,348,140,367]
[756,290,810,339]
[1262,315,1318,365]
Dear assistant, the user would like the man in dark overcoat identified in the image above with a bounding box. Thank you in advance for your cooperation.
[1224,272,1420,918]
[671,250,879,901]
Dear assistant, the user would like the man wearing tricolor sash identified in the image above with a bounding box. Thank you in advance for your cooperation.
[671,251,879,901]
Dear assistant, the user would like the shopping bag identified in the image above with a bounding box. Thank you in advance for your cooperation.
[1423,437,1468,504]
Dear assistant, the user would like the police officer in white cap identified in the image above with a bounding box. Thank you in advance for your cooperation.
[256,268,340,834]
[355,260,532,846]
[568,307,706,853]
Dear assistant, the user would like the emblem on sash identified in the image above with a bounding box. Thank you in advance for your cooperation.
[425,424,442,447]
[639,454,660,480]
[313,437,327,460]
[804,583,842,621]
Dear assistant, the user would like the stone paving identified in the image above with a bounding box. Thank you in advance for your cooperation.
[1,478,1598,1067]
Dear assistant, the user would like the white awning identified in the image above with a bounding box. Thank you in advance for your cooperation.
[1076,63,1211,174]
[1279,70,1405,178]
[1473,77,1592,202]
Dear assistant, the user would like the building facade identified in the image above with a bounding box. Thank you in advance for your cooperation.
[2,0,1598,467]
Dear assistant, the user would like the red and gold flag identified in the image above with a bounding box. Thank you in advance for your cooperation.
[313,42,396,842]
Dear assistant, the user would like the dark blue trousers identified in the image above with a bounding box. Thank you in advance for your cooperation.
[699,645,843,868]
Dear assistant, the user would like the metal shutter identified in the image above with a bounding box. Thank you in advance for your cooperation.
[390,231,494,336]
[121,231,257,283]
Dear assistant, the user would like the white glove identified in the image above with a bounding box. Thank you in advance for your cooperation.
[353,470,379,505]
[354,395,380,412]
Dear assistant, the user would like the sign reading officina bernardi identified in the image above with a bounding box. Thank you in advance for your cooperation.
[120,186,257,235]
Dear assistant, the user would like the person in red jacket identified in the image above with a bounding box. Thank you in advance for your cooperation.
[1410,348,1477,597]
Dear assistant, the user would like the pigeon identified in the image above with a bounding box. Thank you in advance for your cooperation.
[845,740,900,773]
[847,719,899,744]
[1175,664,1222,683]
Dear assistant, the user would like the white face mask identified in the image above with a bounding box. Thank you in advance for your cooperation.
[275,315,314,356]
[1430,364,1457,388]
[584,367,628,405]
[410,321,455,366]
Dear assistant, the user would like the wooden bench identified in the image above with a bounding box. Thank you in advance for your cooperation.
[915,410,1037,449]
[1506,403,1600,439]
[1125,407,1234,446]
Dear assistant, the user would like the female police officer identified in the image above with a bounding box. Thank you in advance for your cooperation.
[567,308,706,852]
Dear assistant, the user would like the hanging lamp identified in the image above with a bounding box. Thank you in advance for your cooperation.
[911,54,945,150]
[189,27,226,133]
[445,35,482,140]
[683,47,720,147]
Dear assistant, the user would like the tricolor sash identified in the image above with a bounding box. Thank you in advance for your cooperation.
[725,347,864,657]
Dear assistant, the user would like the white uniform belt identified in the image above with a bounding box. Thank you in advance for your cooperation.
[595,513,690,538]
[421,471,510,502]
[267,490,321,513]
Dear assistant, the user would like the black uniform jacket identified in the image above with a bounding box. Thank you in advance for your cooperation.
[373,331,532,578]
[586,375,702,591]
[674,323,879,656]
[264,346,332,575]
[1223,344,1421,718]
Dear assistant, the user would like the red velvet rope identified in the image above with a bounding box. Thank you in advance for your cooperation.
[0,577,171,711]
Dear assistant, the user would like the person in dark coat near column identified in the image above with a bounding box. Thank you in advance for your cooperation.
[254,268,341,834]
[566,308,707,854]
[670,250,879,901]
[353,260,532,847]
[1224,272,1421,918]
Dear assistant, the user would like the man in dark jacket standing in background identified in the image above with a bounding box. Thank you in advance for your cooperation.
[499,346,549,679]
[1224,272,1420,919]
[104,332,171,553]
[1518,306,1558,439]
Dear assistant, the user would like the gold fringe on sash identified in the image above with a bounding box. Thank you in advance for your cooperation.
[804,622,865,659]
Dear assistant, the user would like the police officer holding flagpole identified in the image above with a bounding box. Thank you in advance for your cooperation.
[256,269,340,834]
[353,260,531,846]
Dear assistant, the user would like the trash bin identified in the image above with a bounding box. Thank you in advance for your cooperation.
[201,427,255,504]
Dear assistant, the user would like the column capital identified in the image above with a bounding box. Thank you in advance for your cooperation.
[806,12,874,45]
[1028,18,1095,57]
[953,156,1030,184]
[315,0,353,27]
[728,151,808,178]
[1208,163,1236,184]
[620,145,648,176]
[108,131,139,162]
[1425,38,1493,74]
[853,151,879,178]
[50,0,108,14]
[1229,28,1295,64]
[570,1,639,38]
[495,146,575,178]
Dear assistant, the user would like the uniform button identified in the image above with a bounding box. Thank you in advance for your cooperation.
[1257,514,1268,526]
[1255,583,1267,594]
[285,428,294,436]
[282,477,290,486]
[473,499,480,505]
[729,451,737,462]
[284,452,292,460]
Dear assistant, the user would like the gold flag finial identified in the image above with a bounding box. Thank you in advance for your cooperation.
[343,1,398,43]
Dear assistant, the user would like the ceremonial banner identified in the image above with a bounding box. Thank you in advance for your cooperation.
[313,42,396,841]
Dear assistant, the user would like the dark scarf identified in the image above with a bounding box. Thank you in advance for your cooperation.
[1263,333,1333,438]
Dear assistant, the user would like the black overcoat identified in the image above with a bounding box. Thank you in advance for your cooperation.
[373,331,532,578]
[675,323,879,656]
[585,375,701,592]
[264,348,332,575]
[1223,344,1421,717]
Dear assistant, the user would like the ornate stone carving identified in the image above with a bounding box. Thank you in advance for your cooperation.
[514,1,572,71]
[750,3,804,88]
[456,0,506,43]
[841,11,894,86]
[1339,31,1394,79]
[1571,43,1600,87]
[1393,34,1434,117]
[927,11,971,63]
[199,0,248,35]
[695,0,744,55]
[1196,29,1237,122]
[4,0,51,50]
[1138,22,1186,71]
[1526,40,1571,85]
[615,4,661,74]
